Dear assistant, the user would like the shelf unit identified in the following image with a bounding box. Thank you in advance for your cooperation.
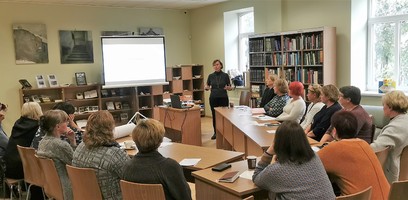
[249,27,336,105]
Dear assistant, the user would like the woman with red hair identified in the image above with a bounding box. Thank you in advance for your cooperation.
[276,81,306,123]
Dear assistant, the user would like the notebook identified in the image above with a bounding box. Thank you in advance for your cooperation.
[218,171,240,183]
[170,95,188,109]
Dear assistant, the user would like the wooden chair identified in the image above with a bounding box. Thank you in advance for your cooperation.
[242,195,254,200]
[36,155,64,200]
[3,178,24,200]
[388,180,408,200]
[239,91,252,107]
[66,165,103,200]
[375,146,391,170]
[16,145,45,200]
[335,186,372,200]
[399,146,408,181]
[120,180,165,200]
[369,115,376,143]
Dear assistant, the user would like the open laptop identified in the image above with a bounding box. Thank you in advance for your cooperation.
[170,95,189,109]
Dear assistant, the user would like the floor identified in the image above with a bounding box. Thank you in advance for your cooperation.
[200,116,216,149]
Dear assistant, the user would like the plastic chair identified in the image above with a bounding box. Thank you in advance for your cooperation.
[36,155,64,200]
[16,145,45,200]
[335,186,372,200]
[375,146,391,170]
[120,180,165,200]
[66,165,102,200]
[239,91,252,107]
[399,146,408,181]
[388,180,408,200]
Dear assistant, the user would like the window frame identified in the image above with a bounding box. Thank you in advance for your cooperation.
[237,11,254,73]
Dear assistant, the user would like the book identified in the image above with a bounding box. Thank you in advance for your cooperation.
[218,171,240,183]
[106,102,115,110]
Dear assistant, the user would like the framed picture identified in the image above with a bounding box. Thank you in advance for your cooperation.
[19,79,32,89]
[48,74,59,88]
[114,102,122,110]
[35,75,46,88]
[75,72,87,86]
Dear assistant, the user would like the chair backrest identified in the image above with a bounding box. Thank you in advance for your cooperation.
[16,145,44,187]
[120,180,165,200]
[388,180,408,200]
[399,146,408,181]
[375,146,391,170]
[242,195,254,200]
[36,155,64,200]
[239,91,252,107]
[369,115,375,143]
[66,165,103,200]
[335,186,372,200]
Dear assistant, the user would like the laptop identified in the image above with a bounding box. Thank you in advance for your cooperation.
[170,95,188,109]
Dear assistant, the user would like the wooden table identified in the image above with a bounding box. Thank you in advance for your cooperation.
[215,107,319,156]
[192,160,268,200]
[158,106,202,146]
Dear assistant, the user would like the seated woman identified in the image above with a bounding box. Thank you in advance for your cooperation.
[259,74,278,107]
[305,84,342,141]
[318,111,389,199]
[276,81,306,123]
[300,84,324,129]
[122,119,192,200]
[32,102,83,149]
[263,79,290,117]
[4,102,42,179]
[37,110,75,200]
[252,120,335,199]
[73,111,130,200]
[371,90,408,183]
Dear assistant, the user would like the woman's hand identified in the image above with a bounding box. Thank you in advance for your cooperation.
[224,85,232,91]
[65,128,77,146]
[68,114,80,130]
[204,85,210,91]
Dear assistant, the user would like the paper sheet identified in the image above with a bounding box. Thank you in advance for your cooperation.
[311,146,320,152]
[179,158,201,166]
[239,170,254,180]
[251,108,265,114]
[266,130,276,134]
[253,115,276,121]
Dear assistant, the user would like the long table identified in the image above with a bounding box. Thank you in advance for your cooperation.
[215,107,319,156]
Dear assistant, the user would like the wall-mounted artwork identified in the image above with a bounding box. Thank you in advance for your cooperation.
[101,31,133,36]
[59,30,94,64]
[139,27,163,35]
[13,23,49,64]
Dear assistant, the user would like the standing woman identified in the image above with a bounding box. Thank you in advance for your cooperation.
[4,102,42,179]
[205,59,232,140]
[0,103,9,160]
[300,84,324,129]
[259,74,278,107]
[370,90,408,183]
[37,110,76,200]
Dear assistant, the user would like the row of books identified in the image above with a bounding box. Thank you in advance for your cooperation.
[250,69,265,82]
[249,32,324,52]
[251,52,301,66]
[304,51,323,65]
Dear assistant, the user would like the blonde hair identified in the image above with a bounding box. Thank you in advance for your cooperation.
[274,79,289,94]
[132,119,165,153]
[268,74,278,82]
[21,102,43,120]
[83,111,115,148]
[40,110,68,136]
[382,90,408,114]
[321,84,339,102]
[309,84,322,98]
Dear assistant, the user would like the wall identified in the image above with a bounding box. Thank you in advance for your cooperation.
[0,2,192,133]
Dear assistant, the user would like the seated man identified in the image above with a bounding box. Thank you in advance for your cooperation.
[31,102,82,149]
[318,111,389,199]
[320,86,372,143]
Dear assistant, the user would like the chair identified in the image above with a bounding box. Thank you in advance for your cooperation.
[242,195,254,200]
[335,186,372,200]
[66,165,103,200]
[239,91,252,107]
[120,180,165,200]
[369,115,376,143]
[388,180,408,200]
[0,158,23,200]
[398,146,408,181]
[36,155,64,200]
[375,146,391,170]
[16,145,45,200]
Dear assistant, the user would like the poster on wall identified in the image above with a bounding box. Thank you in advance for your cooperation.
[13,23,49,64]
[59,30,94,64]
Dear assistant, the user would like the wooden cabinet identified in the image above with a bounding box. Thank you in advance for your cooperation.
[249,27,336,105]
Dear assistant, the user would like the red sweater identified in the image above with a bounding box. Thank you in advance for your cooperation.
[318,139,389,199]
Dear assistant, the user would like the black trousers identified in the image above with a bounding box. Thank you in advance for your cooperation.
[209,97,229,133]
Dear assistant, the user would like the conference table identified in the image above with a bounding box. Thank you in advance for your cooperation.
[215,107,320,156]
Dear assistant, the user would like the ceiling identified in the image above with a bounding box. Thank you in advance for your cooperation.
[0,0,229,10]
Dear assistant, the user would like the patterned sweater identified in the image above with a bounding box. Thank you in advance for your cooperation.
[37,136,74,200]
[252,152,335,200]
[73,142,130,200]
[263,94,290,117]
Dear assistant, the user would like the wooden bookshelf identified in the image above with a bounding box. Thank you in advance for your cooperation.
[249,27,336,106]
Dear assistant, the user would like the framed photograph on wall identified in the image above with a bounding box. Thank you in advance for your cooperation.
[75,72,87,86]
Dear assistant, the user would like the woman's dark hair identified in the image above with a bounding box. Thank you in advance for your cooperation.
[274,120,315,164]
[331,110,358,139]
[52,102,75,115]
[339,86,361,105]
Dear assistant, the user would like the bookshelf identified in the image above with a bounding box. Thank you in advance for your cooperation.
[249,27,336,106]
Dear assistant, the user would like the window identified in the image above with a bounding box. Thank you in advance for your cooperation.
[224,8,254,78]
[367,0,408,91]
